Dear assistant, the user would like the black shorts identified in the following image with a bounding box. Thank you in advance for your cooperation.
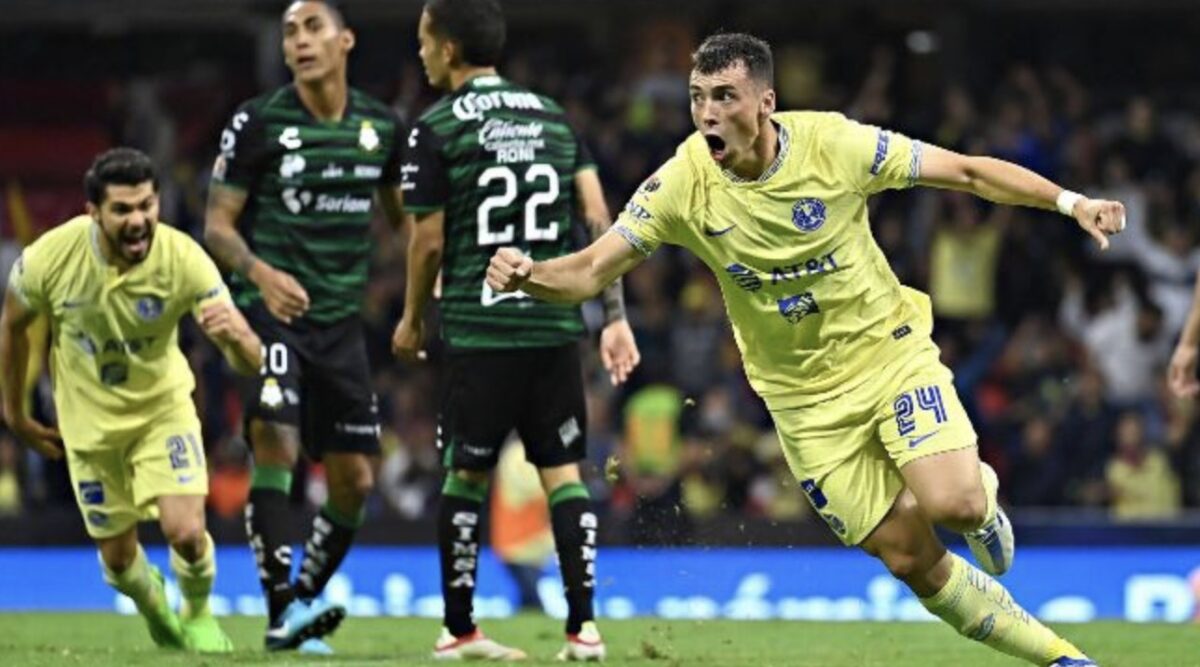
[239,304,380,459]
[440,343,587,471]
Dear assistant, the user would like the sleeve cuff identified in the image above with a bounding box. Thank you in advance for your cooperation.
[611,224,654,257]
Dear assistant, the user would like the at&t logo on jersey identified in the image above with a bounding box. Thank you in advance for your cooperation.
[792,197,827,233]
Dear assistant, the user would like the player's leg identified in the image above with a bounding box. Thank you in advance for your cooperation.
[861,490,1094,665]
[157,494,231,653]
[432,350,526,661]
[293,450,378,601]
[67,445,185,648]
[96,527,186,649]
[520,343,603,662]
[878,346,1012,574]
[133,411,232,653]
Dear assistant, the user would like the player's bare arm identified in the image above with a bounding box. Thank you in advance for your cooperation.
[917,144,1126,250]
[198,301,263,376]
[204,183,310,323]
[1168,270,1200,398]
[391,209,443,362]
[487,231,645,304]
[376,184,406,231]
[575,168,641,385]
[0,288,62,459]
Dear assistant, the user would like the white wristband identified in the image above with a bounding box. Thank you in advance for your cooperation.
[1056,190,1083,217]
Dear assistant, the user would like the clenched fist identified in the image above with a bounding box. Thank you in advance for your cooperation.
[486,247,534,293]
[1072,197,1126,251]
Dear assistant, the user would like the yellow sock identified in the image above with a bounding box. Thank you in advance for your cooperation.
[100,545,157,610]
[977,462,999,530]
[170,532,216,620]
[921,553,1086,665]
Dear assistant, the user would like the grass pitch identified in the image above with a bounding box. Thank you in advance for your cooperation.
[0,613,1193,666]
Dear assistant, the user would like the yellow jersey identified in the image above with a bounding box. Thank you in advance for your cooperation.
[8,216,230,449]
[612,111,934,409]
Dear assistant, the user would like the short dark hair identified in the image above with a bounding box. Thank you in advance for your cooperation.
[286,0,347,29]
[424,0,506,67]
[692,32,774,85]
[84,148,158,205]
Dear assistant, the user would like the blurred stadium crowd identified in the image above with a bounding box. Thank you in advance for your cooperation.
[1,4,1199,543]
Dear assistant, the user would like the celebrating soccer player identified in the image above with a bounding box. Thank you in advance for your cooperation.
[489,33,1125,667]
[0,148,261,653]
[392,0,639,660]
[202,0,406,654]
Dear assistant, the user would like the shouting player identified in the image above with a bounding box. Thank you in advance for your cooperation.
[392,0,639,660]
[203,0,406,654]
[0,148,261,652]
[489,34,1124,667]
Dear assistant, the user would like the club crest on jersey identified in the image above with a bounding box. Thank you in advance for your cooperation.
[359,121,381,152]
[136,296,164,320]
[260,378,284,410]
[792,197,827,233]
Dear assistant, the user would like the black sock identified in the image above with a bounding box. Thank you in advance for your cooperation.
[295,502,362,600]
[245,466,295,624]
[549,482,597,635]
[439,475,487,637]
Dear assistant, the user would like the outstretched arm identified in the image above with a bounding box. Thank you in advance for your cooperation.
[918,144,1125,250]
[487,231,646,304]
[0,289,61,459]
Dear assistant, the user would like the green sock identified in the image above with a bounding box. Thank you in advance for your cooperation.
[170,532,216,620]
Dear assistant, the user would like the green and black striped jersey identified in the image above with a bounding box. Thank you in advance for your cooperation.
[212,85,404,324]
[402,75,593,350]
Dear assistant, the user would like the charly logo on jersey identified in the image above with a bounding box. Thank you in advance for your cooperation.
[135,295,164,321]
[792,197,827,233]
[280,154,306,179]
[279,127,302,150]
[358,120,381,152]
[777,292,820,324]
[451,90,546,121]
[281,188,312,214]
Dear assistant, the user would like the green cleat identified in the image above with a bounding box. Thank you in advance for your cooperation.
[141,566,186,649]
[182,613,234,653]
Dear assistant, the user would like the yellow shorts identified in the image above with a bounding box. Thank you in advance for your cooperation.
[66,407,208,539]
[771,341,977,545]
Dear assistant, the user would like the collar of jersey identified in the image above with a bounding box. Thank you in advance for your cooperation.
[720,120,790,185]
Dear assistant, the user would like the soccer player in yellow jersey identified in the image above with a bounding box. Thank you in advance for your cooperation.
[0,148,262,653]
[489,34,1125,666]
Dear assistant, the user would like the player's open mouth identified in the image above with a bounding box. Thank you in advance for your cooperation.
[705,133,727,161]
[121,230,150,255]
[296,55,318,68]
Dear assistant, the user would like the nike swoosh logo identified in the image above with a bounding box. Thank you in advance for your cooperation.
[177,475,195,484]
[703,224,736,237]
[907,431,939,448]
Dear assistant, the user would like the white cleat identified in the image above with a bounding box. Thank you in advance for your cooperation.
[557,621,606,662]
[965,463,1015,576]
[432,627,527,661]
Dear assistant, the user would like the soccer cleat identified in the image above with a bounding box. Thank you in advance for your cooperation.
[264,598,347,651]
[432,627,527,661]
[1048,657,1098,666]
[556,621,606,662]
[965,463,1015,576]
[181,613,234,653]
[298,638,335,655]
[142,566,187,649]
